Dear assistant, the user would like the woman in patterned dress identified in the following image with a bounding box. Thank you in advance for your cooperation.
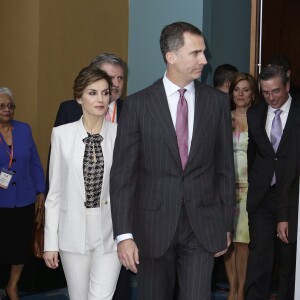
[43,65,121,300]
[224,73,258,300]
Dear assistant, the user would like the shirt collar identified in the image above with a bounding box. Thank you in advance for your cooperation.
[163,72,195,97]
[267,94,292,114]
[108,100,117,111]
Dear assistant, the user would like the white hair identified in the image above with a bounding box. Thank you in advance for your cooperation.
[0,87,14,101]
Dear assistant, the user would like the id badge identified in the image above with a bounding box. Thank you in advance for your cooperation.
[0,168,14,189]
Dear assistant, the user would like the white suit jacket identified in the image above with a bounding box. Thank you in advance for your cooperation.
[44,118,117,254]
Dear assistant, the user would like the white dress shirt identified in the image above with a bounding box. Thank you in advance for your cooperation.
[107,101,118,124]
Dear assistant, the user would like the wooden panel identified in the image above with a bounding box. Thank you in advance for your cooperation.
[262,0,300,86]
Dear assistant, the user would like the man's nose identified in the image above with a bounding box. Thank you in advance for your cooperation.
[200,54,207,65]
[112,77,119,86]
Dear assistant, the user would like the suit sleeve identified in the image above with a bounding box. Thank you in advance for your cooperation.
[110,98,140,238]
[277,132,299,222]
[215,94,236,232]
[44,128,61,251]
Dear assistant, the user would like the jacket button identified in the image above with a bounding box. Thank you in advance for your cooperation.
[274,157,277,161]
[177,198,183,204]
[12,182,17,186]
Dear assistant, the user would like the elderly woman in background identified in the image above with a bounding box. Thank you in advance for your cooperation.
[0,87,45,300]
[224,74,258,300]
[43,66,121,300]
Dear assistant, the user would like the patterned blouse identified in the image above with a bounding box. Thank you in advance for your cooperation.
[82,133,104,208]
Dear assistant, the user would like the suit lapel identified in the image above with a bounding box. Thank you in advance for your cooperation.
[100,120,110,193]
[72,119,87,199]
[277,98,300,152]
[253,102,275,154]
[146,80,182,168]
[187,82,214,165]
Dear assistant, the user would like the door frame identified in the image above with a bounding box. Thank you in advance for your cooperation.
[249,0,261,78]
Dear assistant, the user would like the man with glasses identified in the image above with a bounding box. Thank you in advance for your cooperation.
[245,65,300,300]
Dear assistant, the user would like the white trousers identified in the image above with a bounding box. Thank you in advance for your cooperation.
[60,208,121,300]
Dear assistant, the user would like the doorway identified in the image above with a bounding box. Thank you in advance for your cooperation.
[250,0,300,86]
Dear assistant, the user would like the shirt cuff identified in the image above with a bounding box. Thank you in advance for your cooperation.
[116,233,133,244]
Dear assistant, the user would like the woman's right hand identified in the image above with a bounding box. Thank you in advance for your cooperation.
[43,251,60,269]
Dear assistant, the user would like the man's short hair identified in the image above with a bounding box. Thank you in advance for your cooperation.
[259,64,289,86]
[90,53,127,73]
[160,21,203,64]
[213,64,238,88]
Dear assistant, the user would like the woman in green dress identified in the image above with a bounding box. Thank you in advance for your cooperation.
[225,73,258,300]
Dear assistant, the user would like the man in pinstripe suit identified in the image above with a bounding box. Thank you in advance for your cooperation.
[110,21,235,300]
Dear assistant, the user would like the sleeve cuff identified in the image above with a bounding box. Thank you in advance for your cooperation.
[116,233,133,245]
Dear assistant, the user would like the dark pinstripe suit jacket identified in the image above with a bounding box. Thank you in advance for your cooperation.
[110,79,235,258]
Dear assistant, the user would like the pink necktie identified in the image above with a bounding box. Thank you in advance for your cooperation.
[105,110,111,122]
[176,89,188,169]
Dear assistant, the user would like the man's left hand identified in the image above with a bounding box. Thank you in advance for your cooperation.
[277,221,289,244]
[214,232,231,257]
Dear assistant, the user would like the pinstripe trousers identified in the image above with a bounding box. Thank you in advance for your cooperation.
[136,204,214,300]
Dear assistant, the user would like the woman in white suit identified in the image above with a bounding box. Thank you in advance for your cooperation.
[43,66,121,300]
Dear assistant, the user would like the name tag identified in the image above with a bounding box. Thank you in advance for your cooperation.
[0,168,14,189]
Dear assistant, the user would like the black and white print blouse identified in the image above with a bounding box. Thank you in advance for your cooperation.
[82,133,104,208]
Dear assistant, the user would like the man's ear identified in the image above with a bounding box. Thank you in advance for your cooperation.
[166,51,176,65]
[225,80,231,89]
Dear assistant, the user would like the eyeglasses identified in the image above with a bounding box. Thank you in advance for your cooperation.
[261,89,281,98]
[0,103,16,110]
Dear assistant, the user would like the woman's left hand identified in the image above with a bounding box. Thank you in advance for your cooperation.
[36,193,45,208]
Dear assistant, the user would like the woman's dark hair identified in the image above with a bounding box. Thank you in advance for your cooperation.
[73,65,112,99]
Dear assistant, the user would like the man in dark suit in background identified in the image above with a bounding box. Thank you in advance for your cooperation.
[54,53,126,126]
[110,21,235,300]
[51,53,132,300]
[245,65,300,300]
[213,63,238,94]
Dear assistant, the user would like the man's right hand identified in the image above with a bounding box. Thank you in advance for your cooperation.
[117,239,139,273]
